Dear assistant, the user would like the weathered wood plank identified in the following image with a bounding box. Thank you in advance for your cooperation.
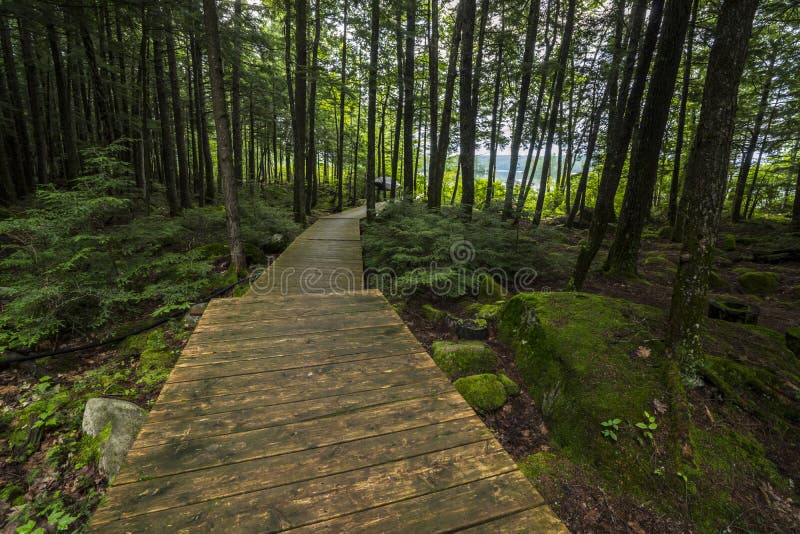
[116,392,475,484]
[135,378,452,447]
[287,471,542,533]
[460,506,569,533]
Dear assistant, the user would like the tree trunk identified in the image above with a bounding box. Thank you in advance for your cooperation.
[366,0,379,220]
[306,0,321,211]
[605,0,693,275]
[293,0,308,223]
[166,17,192,209]
[484,9,505,210]
[153,37,180,216]
[532,0,576,225]
[140,8,154,214]
[391,12,404,201]
[232,0,243,185]
[203,0,246,270]
[403,0,416,200]
[570,0,663,290]
[18,18,49,185]
[426,0,440,208]
[458,0,477,217]
[501,0,542,219]
[0,16,35,194]
[192,34,215,203]
[731,56,774,222]
[666,0,758,372]
[336,3,348,211]
[667,0,698,228]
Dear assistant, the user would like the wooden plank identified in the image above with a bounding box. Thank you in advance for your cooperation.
[192,309,398,336]
[98,441,513,533]
[287,471,542,533]
[135,378,452,447]
[154,353,438,404]
[93,418,491,526]
[460,506,568,533]
[167,345,424,382]
[115,392,475,484]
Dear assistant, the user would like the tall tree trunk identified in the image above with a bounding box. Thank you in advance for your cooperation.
[501,0,541,219]
[191,33,215,203]
[390,12,404,201]
[0,16,35,194]
[426,0,440,208]
[166,16,192,209]
[18,18,49,185]
[249,89,256,194]
[666,0,758,373]
[232,0,243,184]
[203,0,246,270]
[152,37,180,216]
[744,106,774,218]
[140,8,154,214]
[366,0,379,220]
[667,0,698,229]
[731,55,774,222]
[293,0,308,223]
[403,0,416,200]
[431,0,465,197]
[459,0,477,217]
[336,3,348,211]
[567,85,607,227]
[484,9,505,210]
[306,0,321,211]
[605,0,694,275]
[792,158,800,230]
[532,0,576,225]
[570,0,663,290]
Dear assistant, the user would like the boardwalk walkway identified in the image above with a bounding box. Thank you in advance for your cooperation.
[91,207,565,533]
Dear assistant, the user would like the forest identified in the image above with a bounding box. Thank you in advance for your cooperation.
[0,0,799,531]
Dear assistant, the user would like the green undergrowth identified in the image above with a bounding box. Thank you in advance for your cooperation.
[361,202,567,298]
[500,292,799,531]
[0,148,299,353]
[0,323,187,532]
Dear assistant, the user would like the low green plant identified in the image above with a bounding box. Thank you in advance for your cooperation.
[600,418,621,441]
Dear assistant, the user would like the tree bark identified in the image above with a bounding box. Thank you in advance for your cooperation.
[426,0,440,208]
[605,0,694,275]
[17,18,49,185]
[532,0,576,225]
[152,37,180,216]
[203,0,246,270]
[667,0,698,228]
[501,0,542,219]
[191,33,215,203]
[403,0,416,200]
[484,10,505,210]
[458,0,477,217]
[306,0,321,211]
[232,0,243,185]
[336,3,348,211]
[367,0,379,220]
[666,0,758,372]
[166,16,192,209]
[570,0,663,289]
[293,0,308,223]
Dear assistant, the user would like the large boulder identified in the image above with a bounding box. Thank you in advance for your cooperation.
[82,398,147,478]
[454,374,508,413]
[736,270,779,295]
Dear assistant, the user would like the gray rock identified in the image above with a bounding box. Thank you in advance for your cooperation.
[188,302,207,316]
[82,398,147,478]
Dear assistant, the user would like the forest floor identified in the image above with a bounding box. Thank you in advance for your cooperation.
[382,211,800,533]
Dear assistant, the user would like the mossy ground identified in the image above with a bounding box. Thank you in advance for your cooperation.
[736,270,779,294]
[500,292,800,532]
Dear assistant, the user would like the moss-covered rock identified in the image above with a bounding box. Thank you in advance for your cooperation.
[430,340,497,379]
[720,234,736,251]
[421,304,447,323]
[643,255,675,268]
[477,275,508,302]
[736,270,779,294]
[465,302,504,323]
[454,374,508,412]
[497,373,520,396]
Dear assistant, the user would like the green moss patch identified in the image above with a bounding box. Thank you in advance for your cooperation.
[421,304,447,323]
[498,373,520,396]
[736,270,779,294]
[430,340,497,378]
[500,292,799,530]
[454,374,508,412]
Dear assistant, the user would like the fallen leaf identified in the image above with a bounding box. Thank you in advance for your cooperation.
[704,404,715,423]
[634,346,651,358]
[653,398,667,414]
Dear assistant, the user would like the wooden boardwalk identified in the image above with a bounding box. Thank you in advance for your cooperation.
[91,207,565,533]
